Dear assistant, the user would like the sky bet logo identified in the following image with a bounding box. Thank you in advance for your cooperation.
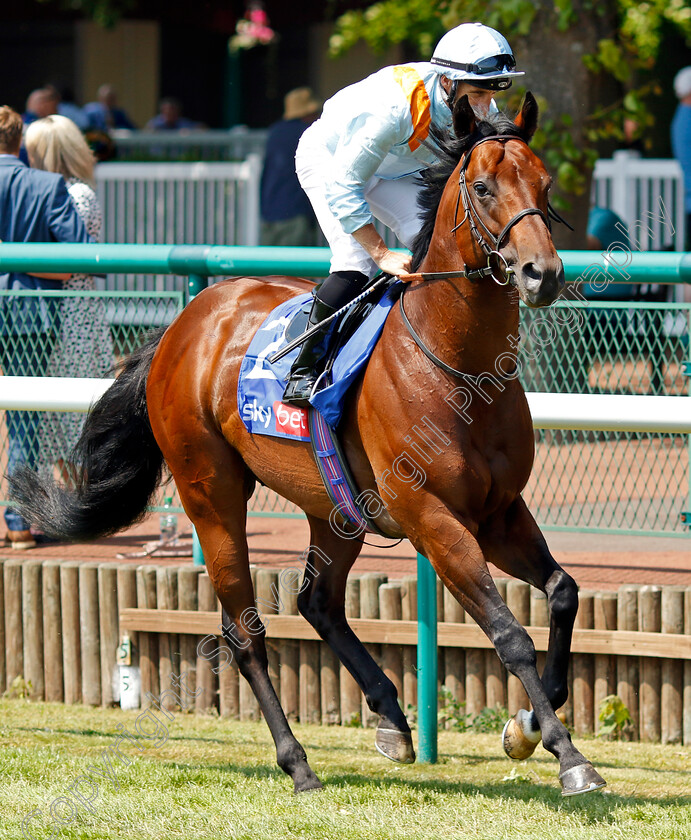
[273,401,309,438]
[242,398,272,429]
[241,398,309,438]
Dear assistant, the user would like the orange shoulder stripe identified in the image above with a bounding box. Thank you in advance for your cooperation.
[392,66,432,152]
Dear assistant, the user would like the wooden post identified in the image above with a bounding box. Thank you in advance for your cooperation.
[660,587,684,744]
[340,576,361,726]
[617,585,639,740]
[684,587,691,746]
[156,566,178,708]
[380,583,403,704]
[255,569,280,695]
[639,585,662,742]
[196,572,219,714]
[485,578,507,712]
[79,563,101,706]
[42,560,63,703]
[116,565,137,635]
[176,566,202,705]
[136,564,159,704]
[593,591,617,735]
[60,561,81,704]
[4,559,23,692]
[359,573,386,727]
[506,580,530,714]
[22,559,44,700]
[116,564,137,708]
[400,576,417,716]
[530,587,549,681]
[442,585,465,725]
[278,568,299,723]
[572,591,595,736]
[298,562,322,725]
[98,564,119,706]
[465,578,486,716]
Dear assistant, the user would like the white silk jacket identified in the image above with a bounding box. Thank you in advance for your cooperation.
[299,63,456,234]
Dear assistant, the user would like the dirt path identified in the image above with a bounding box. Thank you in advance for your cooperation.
[6,509,690,592]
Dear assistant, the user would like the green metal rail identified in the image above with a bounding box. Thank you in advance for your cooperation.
[1,244,691,284]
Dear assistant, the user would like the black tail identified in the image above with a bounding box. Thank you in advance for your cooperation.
[8,328,167,541]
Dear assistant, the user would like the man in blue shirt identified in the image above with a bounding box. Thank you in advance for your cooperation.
[260,87,321,247]
[0,105,92,548]
[671,67,691,250]
[84,84,136,131]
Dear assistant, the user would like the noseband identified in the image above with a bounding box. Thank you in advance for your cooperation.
[451,134,570,285]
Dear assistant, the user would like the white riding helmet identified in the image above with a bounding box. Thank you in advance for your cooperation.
[431,22,524,91]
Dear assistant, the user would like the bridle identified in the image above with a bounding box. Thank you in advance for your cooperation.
[418,133,571,286]
[399,132,571,382]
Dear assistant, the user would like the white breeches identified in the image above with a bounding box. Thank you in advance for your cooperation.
[295,135,424,278]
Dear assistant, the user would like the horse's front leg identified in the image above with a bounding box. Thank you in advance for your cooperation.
[409,497,605,796]
[478,497,579,761]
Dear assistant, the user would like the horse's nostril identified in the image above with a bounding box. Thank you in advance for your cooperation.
[522,262,543,282]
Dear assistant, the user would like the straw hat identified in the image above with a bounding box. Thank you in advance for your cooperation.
[283,87,321,120]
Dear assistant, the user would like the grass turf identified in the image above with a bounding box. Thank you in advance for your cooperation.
[0,698,689,840]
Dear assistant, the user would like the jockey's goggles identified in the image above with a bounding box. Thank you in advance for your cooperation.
[431,53,520,89]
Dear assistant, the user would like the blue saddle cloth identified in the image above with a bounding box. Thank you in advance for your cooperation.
[237,283,401,440]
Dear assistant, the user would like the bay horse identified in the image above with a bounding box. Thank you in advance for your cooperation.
[10,93,606,797]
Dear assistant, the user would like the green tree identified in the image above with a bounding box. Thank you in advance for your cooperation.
[330,0,691,247]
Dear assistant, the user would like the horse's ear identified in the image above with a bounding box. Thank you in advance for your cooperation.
[453,94,476,139]
[514,91,538,141]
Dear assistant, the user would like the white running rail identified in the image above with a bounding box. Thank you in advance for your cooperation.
[2,378,691,434]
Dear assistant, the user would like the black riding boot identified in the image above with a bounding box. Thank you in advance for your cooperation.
[282,270,368,407]
[281,296,338,407]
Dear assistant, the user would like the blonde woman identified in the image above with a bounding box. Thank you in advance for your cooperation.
[24,115,113,483]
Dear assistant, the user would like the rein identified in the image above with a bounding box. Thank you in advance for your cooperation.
[398,283,517,383]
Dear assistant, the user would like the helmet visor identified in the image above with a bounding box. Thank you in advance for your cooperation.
[431,53,517,76]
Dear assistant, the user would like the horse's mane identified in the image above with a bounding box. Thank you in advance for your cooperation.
[409,110,526,272]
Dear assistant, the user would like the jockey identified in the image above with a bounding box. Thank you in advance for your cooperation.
[282,21,524,407]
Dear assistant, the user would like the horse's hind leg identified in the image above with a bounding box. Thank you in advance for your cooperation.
[478,498,578,761]
[171,441,321,793]
[297,515,415,763]
[416,501,605,796]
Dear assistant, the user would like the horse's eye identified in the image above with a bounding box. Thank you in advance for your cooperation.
[473,182,490,197]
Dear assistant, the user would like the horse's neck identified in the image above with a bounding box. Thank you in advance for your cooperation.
[410,250,520,376]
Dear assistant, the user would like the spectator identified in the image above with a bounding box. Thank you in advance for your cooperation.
[47,84,90,131]
[260,87,321,247]
[0,106,92,549]
[671,66,691,250]
[84,84,136,131]
[25,115,114,488]
[146,97,204,131]
[23,87,59,125]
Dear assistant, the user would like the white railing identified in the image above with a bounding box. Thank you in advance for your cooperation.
[88,150,684,290]
[592,152,686,251]
[3,377,691,433]
[94,156,262,290]
[111,127,268,162]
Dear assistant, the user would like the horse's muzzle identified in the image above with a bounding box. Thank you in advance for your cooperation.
[517,258,565,308]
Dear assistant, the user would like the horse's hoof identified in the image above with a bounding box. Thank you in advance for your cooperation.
[502,709,542,760]
[559,763,607,796]
[294,773,323,794]
[375,726,416,764]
